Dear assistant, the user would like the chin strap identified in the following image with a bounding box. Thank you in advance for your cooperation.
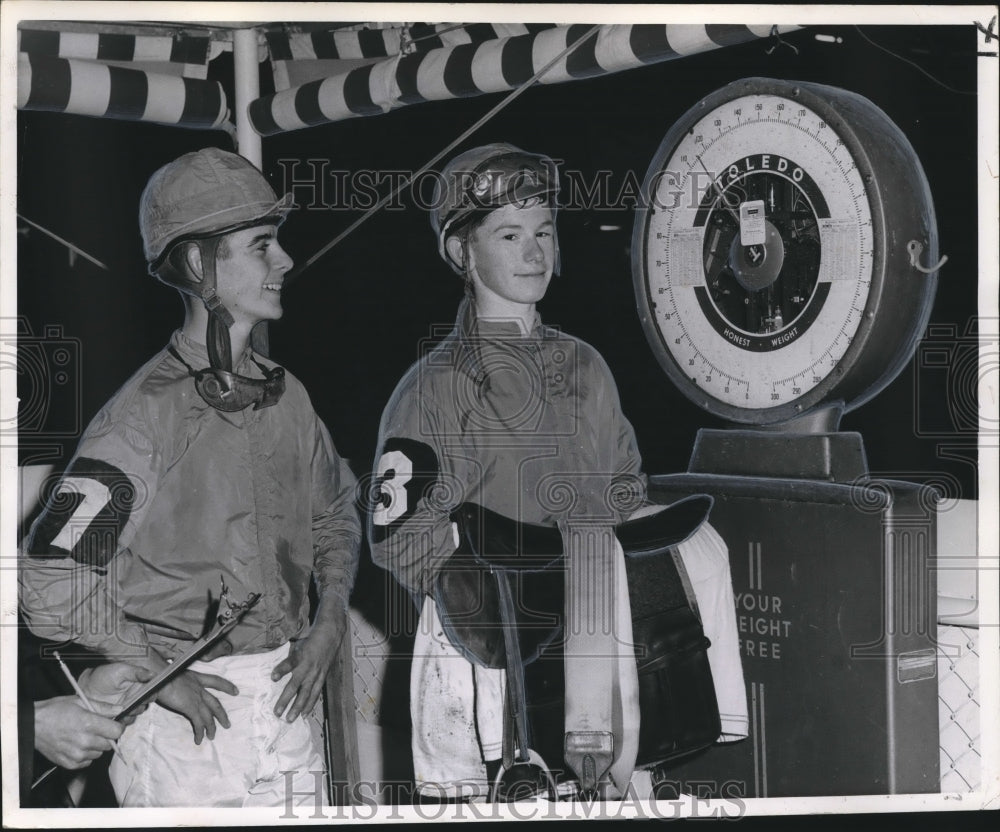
[206,304,234,372]
[152,235,240,372]
[192,237,235,372]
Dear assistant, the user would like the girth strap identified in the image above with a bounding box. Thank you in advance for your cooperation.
[496,570,532,768]
[562,526,639,796]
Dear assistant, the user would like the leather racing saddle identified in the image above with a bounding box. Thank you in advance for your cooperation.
[434,496,722,797]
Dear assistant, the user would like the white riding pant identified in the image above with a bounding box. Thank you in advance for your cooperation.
[109,643,328,808]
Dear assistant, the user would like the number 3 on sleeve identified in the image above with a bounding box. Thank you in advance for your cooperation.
[370,438,440,542]
[372,450,414,527]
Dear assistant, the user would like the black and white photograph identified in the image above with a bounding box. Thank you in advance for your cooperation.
[1,2,997,826]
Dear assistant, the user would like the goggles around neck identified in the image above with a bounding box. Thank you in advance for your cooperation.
[441,152,559,240]
[169,345,285,412]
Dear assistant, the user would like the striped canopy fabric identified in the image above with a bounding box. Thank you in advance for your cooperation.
[250,23,793,136]
[15,21,797,136]
[17,23,229,130]
[264,22,561,89]
[18,25,215,78]
[265,22,560,64]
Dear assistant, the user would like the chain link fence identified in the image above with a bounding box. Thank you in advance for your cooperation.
[938,623,981,792]
[350,610,388,726]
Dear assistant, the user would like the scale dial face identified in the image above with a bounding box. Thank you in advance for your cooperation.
[633,78,938,425]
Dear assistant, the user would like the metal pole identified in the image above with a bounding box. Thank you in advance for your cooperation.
[233,28,359,793]
[233,27,269,354]
[233,28,261,167]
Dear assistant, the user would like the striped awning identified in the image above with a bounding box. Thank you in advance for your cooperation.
[17,23,229,130]
[15,21,799,136]
[250,23,794,136]
[18,25,215,78]
[265,22,559,64]
[265,22,562,90]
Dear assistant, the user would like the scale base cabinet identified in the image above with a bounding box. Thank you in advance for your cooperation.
[649,431,940,797]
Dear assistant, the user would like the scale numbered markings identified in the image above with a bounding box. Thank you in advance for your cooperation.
[644,92,874,411]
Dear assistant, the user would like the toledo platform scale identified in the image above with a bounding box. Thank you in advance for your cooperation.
[632,78,943,797]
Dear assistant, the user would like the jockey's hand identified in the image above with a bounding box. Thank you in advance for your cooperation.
[142,648,238,745]
[271,602,347,723]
